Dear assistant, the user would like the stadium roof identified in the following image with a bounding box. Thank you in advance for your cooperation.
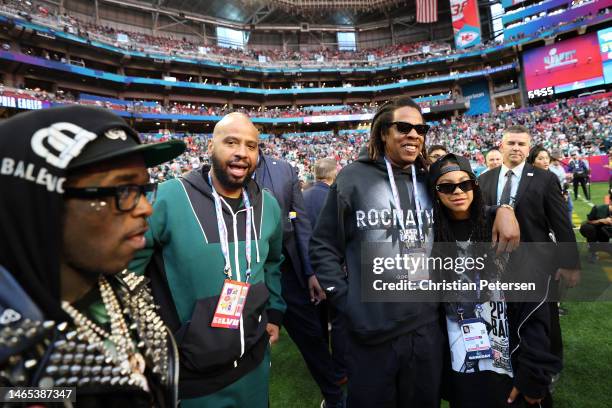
[143,0,414,27]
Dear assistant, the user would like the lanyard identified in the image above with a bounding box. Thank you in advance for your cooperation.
[384,157,424,242]
[208,173,252,281]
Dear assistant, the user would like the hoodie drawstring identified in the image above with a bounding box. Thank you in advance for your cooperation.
[251,206,261,263]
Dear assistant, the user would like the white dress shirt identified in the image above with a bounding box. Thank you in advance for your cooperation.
[496,161,526,206]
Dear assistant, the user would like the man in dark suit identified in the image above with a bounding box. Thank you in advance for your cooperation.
[303,158,347,387]
[478,125,581,407]
[255,151,344,408]
[304,158,338,228]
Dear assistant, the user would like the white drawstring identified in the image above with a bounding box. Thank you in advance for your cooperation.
[251,206,261,263]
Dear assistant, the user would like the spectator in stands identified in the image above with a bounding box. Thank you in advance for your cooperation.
[580,202,612,262]
[567,151,590,200]
[427,144,448,164]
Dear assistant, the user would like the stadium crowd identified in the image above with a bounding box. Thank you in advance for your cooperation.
[0,83,455,116]
[1,80,609,184]
[144,94,611,182]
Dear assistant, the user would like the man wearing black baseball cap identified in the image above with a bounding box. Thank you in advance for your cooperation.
[0,105,185,406]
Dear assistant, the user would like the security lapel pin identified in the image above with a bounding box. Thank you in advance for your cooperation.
[527,173,534,177]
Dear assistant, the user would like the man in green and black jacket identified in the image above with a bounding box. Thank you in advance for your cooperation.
[130,112,286,407]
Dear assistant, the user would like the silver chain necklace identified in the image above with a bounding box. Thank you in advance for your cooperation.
[61,277,149,391]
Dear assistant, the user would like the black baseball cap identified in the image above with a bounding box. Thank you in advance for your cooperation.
[8,105,185,171]
[429,153,476,187]
[65,106,185,170]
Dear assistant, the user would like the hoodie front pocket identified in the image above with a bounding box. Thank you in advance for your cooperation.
[175,296,242,373]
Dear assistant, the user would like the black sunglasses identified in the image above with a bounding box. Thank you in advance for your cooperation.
[389,121,430,136]
[64,183,158,212]
[435,179,478,195]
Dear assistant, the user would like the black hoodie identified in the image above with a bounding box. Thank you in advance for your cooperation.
[310,148,439,344]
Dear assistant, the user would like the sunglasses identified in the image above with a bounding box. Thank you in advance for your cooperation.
[435,179,477,195]
[389,121,430,136]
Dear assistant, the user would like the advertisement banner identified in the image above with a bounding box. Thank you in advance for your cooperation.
[522,33,604,93]
[461,80,491,115]
[450,0,482,49]
[0,95,48,110]
[587,155,609,183]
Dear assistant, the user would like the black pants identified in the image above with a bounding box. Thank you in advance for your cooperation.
[448,371,551,408]
[579,223,610,250]
[549,301,563,362]
[319,300,348,381]
[281,269,343,404]
[572,176,589,200]
[346,321,444,408]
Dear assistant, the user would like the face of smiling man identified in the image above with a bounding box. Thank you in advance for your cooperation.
[208,112,260,198]
[382,106,425,169]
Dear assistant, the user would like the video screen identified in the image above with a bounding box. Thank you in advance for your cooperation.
[597,26,612,84]
[522,33,605,98]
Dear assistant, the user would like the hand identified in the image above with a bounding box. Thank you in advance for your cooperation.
[492,207,520,255]
[555,268,581,287]
[308,275,327,305]
[266,323,280,345]
[507,387,543,405]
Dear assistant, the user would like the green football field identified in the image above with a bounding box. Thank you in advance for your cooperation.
[270,182,612,408]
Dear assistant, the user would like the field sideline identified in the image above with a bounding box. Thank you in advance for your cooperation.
[270,182,612,408]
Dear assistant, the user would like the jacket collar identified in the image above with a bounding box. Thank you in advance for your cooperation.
[182,167,263,212]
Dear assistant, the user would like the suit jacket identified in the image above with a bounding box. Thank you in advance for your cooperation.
[255,153,314,287]
[303,181,330,229]
[479,163,580,272]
